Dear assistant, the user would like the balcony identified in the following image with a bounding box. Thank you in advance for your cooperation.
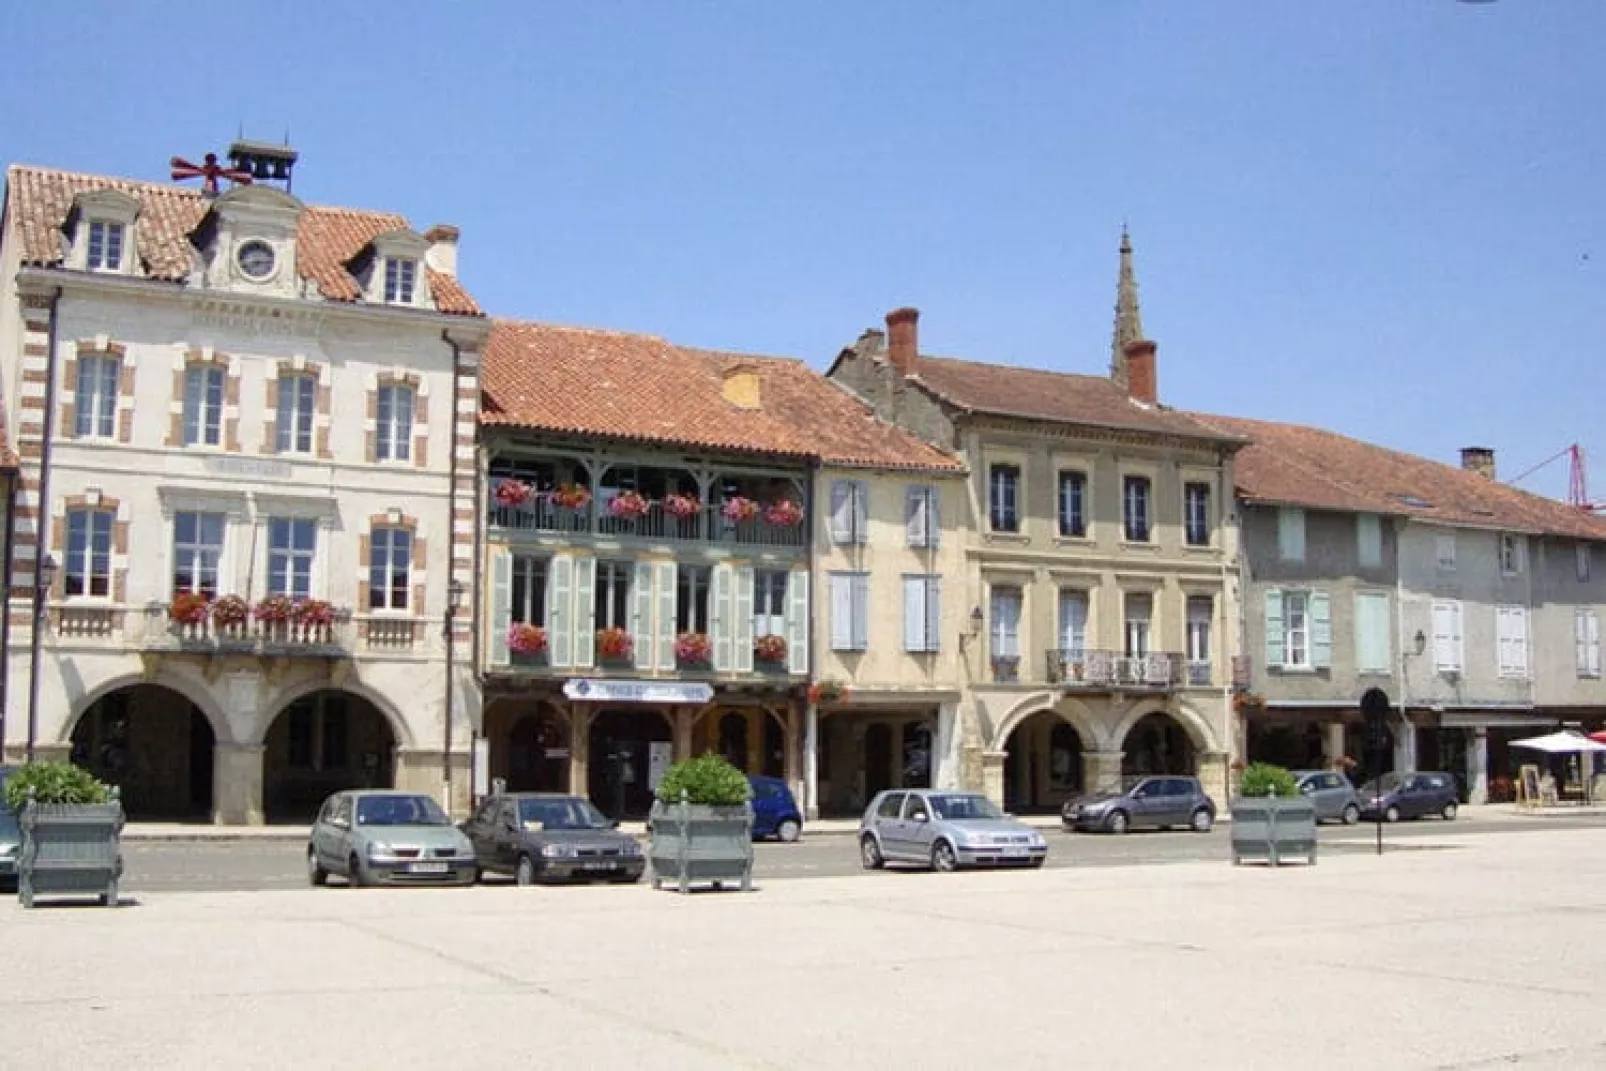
[137,605,354,657]
[497,628,800,688]
[488,497,805,550]
[1044,649,1184,690]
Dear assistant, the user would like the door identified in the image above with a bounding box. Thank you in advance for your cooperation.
[864,724,894,802]
[328,796,355,873]
[493,800,523,869]
[903,793,938,861]
[1399,776,1427,818]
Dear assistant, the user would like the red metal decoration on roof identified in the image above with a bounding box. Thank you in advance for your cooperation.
[169,152,253,197]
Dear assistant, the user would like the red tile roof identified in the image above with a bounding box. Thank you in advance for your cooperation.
[1192,412,1606,540]
[4,165,481,316]
[482,320,962,473]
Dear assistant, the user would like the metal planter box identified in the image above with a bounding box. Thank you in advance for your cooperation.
[18,801,125,907]
[648,799,754,893]
[1230,796,1317,867]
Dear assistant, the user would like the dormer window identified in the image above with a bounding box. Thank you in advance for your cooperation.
[384,257,417,304]
[87,221,125,272]
[66,189,140,275]
[354,229,432,309]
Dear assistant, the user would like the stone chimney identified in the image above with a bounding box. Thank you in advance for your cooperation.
[424,224,460,278]
[1460,446,1496,480]
[885,307,920,378]
[1124,339,1158,405]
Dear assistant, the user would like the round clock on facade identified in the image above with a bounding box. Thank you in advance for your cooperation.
[237,240,276,280]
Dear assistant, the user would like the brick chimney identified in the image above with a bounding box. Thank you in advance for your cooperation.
[424,224,460,278]
[885,307,919,378]
[1123,339,1158,405]
[1460,446,1496,480]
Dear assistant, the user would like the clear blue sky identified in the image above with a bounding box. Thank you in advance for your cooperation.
[2,1,1601,500]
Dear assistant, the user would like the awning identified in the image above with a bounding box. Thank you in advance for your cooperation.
[1509,730,1606,755]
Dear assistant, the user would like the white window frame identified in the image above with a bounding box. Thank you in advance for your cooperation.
[171,511,225,596]
[1356,513,1382,569]
[1432,599,1465,673]
[989,585,1022,661]
[384,256,417,304]
[1183,482,1210,547]
[1277,507,1306,562]
[1058,470,1087,538]
[1576,607,1600,679]
[276,373,317,454]
[64,508,114,598]
[1283,591,1310,668]
[1057,589,1088,656]
[376,383,415,462]
[267,517,318,599]
[1495,605,1530,679]
[510,553,548,626]
[74,354,119,439]
[753,569,788,640]
[1499,534,1524,576]
[183,364,225,447]
[368,527,412,612]
[1186,596,1212,664]
[87,220,124,272]
[1123,591,1153,658]
[989,465,1020,533]
[902,574,941,653]
[1435,533,1457,572]
[1123,476,1152,542]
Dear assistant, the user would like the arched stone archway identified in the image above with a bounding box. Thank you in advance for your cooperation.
[990,693,1106,753]
[588,708,673,820]
[1119,711,1198,779]
[485,699,570,794]
[1003,713,1086,814]
[69,683,216,821]
[262,689,398,822]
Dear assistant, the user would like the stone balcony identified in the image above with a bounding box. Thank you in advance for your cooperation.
[47,603,431,658]
[1041,649,1188,691]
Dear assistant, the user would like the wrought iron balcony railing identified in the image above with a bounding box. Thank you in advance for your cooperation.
[1044,649,1184,690]
[487,500,806,549]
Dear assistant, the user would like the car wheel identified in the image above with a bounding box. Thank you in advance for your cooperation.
[515,855,537,886]
[931,840,959,873]
[860,834,885,870]
[1029,857,1046,869]
[1105,810,1130,835]
[1342,804,1360,826]
[776,818,801,843]
[307,848,328,887]
[1190,807,1214,833]
[1441,801,1458,821]
[348,854,369,888]
[1384,805,1401,824]
[472,866,485,884]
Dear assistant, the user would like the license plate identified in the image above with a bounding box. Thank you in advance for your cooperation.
[408,862,449,874]
[580,861,616,871]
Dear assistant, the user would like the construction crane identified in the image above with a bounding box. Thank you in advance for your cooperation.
[1509,444,1606,513]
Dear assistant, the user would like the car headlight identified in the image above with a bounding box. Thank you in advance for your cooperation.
[366,841,395,860]
[621,840,643,856]
[1030,834,1047,848]
[0,843,15,858]
[540,843,574,859]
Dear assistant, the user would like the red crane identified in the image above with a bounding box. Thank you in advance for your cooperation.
[1509,444,1606,513]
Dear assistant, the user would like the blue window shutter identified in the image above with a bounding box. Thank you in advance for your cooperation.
[655,561,676,670]
[829,573,852,651]
[573,555,596,669]
[829,482,852,544]
[852,573,870,649]
[1264,589,1285,668]
[928,488,940,548]
[786,569,809,673]
[853,481,869,544]
[734,565,755,672]
[489,550,512,666]
[711,563,733,670]
[905,486,924,548]
[903,576,923,652]
[1311,591,1332,669]
[632,561,655,670]
[548,555,573,668]
[925,577,941,652]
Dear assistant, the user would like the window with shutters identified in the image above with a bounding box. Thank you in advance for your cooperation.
[989,586,1022,677]
[676,565,712,633]
[1578,544,1593,583]
[902,574,941,653]
[510,554,547,625]
[753,569,788,639]
[1278,508,1306,562]
[829,480,869,545]
[1058,471,1087,538]
[595,561,632,630]
[1435,534,1457,571]
[1495,605,1530,679]
[1576,608,1600,678]
[1266,588,1332,670]
[1354,591,1391,674]
[64,509,114,598]
[1499,534,1524,576]
[988,465,1019,533]
[1057,589,1088,657]
[368,528,412,611]
[74,355,119,439]
[905,485,939,548]
[1356,514,1383,568]
[829,571,869,651]
[1123,592,1152,658]
[1432,599,1464,672]
[1123,476,1151,542]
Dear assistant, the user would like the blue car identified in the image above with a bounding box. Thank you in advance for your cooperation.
[747,775,803,842]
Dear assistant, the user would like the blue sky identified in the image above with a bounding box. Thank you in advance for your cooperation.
[2,1,1601,500]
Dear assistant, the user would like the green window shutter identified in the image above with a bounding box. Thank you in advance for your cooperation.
[655,561,676,670]
[548,554,573,668]
[573,555,596,669]
[1311,591,1332,669]
[632,561,655,670]
[1264,588,1285,668]
[711,563,733,671]
[489,550,512,666]
[786,569,810,674]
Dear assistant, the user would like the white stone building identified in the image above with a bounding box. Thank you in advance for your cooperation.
[0,149,488,823]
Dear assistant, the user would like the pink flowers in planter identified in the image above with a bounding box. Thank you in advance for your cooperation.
[754,634,788,663]
[552,484,592,511]
[597,627,633,661]
[253,595,295,624]
[508,623,548,655]
[169,591,210,625]
[662,493,701,519]
[294,599,335,628]
[721,496,758,523]
[675,632,713,665]
[211,595,250,628]
[764,499,804,527]
[608,490,650,520]
[494,479,533,509]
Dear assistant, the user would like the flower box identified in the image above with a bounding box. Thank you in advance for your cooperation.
[608,491,651,520]
[508,622,548,656]
[720,496,758,523]
[552,484,592,511]
[597,627,633,662]
[662,493,701,519]
[754,634,787,665]
[253,595,295,624]
[764,499,804,527]
[168,591,210,625]
[808,681,850,704]
[210,594,250,629]
[293,598,335,628]
[675,632,712,668]
[493,479,533,509]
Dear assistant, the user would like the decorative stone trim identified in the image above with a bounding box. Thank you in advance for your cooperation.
[50,491,130,603]
[357,512,427,628]
[58,338,135,444]
[10,300,55,594]
[166,346,241,451]
[362,369,430,468]
[261,355,334,458]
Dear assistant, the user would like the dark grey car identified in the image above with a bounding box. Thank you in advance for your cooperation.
[462,793,645,885]
[0,766,18,891]
[1063,776,1217,834]
[1293,770,1361,825]
[1358,772,1459,823]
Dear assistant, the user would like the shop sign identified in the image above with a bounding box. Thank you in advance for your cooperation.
[562,679,714,704]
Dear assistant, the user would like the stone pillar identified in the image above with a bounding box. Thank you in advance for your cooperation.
[1197,749,1230,805]
[933,701,959,791]
[1469,727,1489,805]
[803,702,819,820]
[981,750,1008,807]
[1323,722,1346,766]
[782,704,802,803]
[1393,716,1417,773]
[1083,749,1125,794]
[212,744,264,826]
[569,705,592,800]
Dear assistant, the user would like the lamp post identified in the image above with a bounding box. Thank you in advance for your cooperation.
[24,554,58,762]
[441,577,465,812]
[1398,628,1427,771]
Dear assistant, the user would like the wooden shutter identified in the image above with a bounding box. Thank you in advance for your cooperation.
[548,554,573,668]
[829,573,852,651]
[1432,601,1453,670]
[1264,589,1285,668]
[905,486,926,548]
[786,569,809,673]
[1590,611,1601,677]
[851,573,870,649]
[903,576,924,652]
[654,561,676,670]
[1310,591,1332,669]
[632,561,655,670]
[852,481,869,544]
[573,555,596,669]
[489,550,512,666]
[829,482,852,544]
[924,576,941,653]
[734,564,755,672]
[711,563,733,670]
[1514,608,1529,677]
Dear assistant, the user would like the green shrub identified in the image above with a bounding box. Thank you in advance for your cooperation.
[655,754,750,806]
[2,761,113,811]
[1238,762,1300,799]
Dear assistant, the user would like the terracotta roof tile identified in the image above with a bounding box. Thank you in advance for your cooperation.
[482,320,962,473]
[1191,412,1606,541]
[5,164,481,316]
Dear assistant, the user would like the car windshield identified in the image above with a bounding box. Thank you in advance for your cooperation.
[354,794,450,827]
[1360,773,1404,795]
[516,797,610,831]
[928,794,1005,821]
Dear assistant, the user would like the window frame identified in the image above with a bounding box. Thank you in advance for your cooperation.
[384,256,418,304]
[1123,591,1153,658]
[1278,507,1306,562]
[828,571,870,652]
[676,564,712,635]
[368,527,413,612]
[988,464,1020,533]
[1182,482,1210,547]
[266,517,318,599]
[989,585,1023,661]
[752,568,788,640]
[1122,475,1152,543]
[1499,534,1524,576]
[182,363,226,447]
[1576,607,1600,679]
[376,382,415,463]
[63,508,115,598]
[171,511,225,597]
[1057,470,1087,539]
[74,354,119,439]
[275,373,318,454]
[1283,590,1311,668]
[510,553,548,626]
[87,220,124,272]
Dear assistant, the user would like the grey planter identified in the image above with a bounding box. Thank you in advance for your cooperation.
[1230,795,1317,867]
[647,797,754,893]
[18,800,125,907]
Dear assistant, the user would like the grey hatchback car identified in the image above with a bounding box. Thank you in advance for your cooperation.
[1294,770,1361,825]
[461,793,645,885]
[308,789,477,887]
[1063,776,1217,834]
[859,789,1048,872]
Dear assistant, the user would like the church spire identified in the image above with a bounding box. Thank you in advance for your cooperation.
[1110,224,1143,386]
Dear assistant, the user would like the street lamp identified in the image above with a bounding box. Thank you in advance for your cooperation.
[441,578,466,811]
[24,554,58,762]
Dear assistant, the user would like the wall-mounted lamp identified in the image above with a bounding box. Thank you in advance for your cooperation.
[1411,629,1426,657]
[960,605,984,648]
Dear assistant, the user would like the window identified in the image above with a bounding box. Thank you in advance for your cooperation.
[1183,482,1210,546]
[376,383,415,462]
[276,374,317,453]
[1495,605,1530,679]
[829,480,869,544]
[1579,544,1594,584]
[64,509,113,597]
[87,220,123,272]
[384,257,417,303]
[183,364,224,446]
[1354,592,1391,673]
[753,569,788,640]
[368,528,412,611]
[595,561,632,630]
[905,485,940,548]
[1058,590,1088,656]
[902,574,941,653]
[1123,592,1152,658]
[676,565,711,634]
[1123,476,1151,542]
[1357,514,1382,568]
[74,355,118,438]
[1283,592,1309,667]
[1499,534,1524,576]
[1264,588,1332,670]
[1186,596,1212,665]
[511,554,547,625]
[829,572,870,651]
[989,586,1022,663]
[1435,534,1457,571]
[1278,508,1306,562]
[1432,599,1464,672]
[267,518,317,598]
[1058,471,1087,538]
[989,465,1019,533]
[172,511,225,596]
[1576,608,1600,678]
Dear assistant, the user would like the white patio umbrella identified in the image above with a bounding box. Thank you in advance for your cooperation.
[1509,730,1606,804]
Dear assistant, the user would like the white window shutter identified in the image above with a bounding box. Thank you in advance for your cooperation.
[711,563,733,671]
[734,565,755,672]
[829,482,852,544]
[852,481,869,544]
[572,555,596,669]
[903,577,924,652]
[905,487,923,548]
[632,562,655,670]
[1452,602,1464,670]
[925,577,941,653]
[489,550,512,666]
[548,554,574,668]
[1432,601,1451,670]
[655,561,676,670]
[786,569,809,673]
[1264,589,1285,668]
[1576,609,1588,673]
[852,573,870,648]
[829,574,852,651]
[928,488,941,547]
[1310,591,1332,668]
[1590,611,1601,676]
[1515,609,1529,677]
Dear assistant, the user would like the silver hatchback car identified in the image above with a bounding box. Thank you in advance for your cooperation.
[1293,770,1361,825]
[859,789,1048,872]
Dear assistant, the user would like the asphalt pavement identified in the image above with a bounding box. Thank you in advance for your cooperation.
[116,810,1606,892]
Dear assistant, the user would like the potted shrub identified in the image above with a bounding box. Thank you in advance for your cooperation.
[3,762,124,908]
[1230,761,1318,867]
[647,754,754,894]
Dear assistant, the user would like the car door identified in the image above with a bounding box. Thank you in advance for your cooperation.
[1163,780,1195,826]
[310,795,336,868]
[1127,780,1162,828]
[875,792,908,859]
[463,799,498,868]
[328,795,355,873]
[903,794,937,860]
[1397,776,1425,818]
[1306,774,1337,820]
[493,800,524,869]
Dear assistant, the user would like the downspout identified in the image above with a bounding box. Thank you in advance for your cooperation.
[801,458,818,818]
[24,286,63,761]
[441,330,466,809]
[1221,449,1239,793]
[0,470,17,751]
[1395,518,1413,773]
